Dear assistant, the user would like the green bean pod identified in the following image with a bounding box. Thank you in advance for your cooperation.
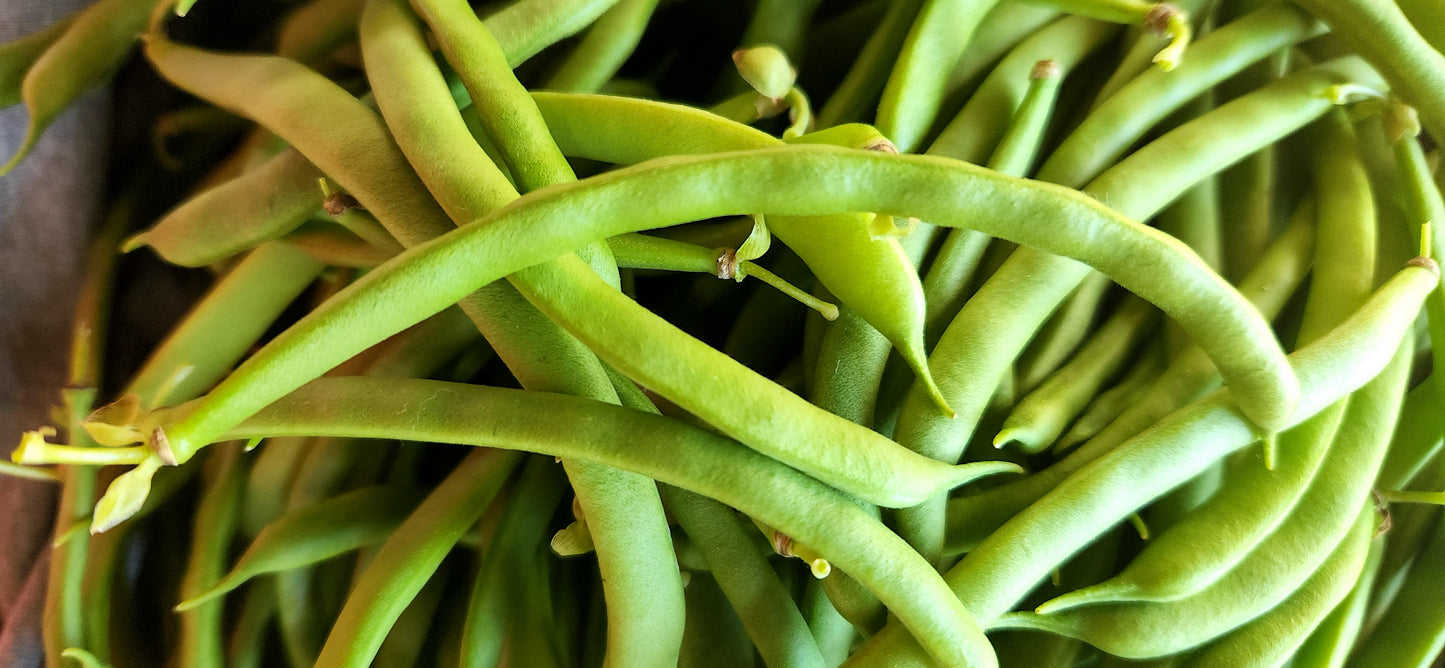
[1352,512,1445,667]
[0,0,152,173]
[877,0,1006,152]
[1290,535,1385,668]
[999,504,1377,660]
[1056,342,1166,451]
[1036,3,1323,188]
[177,444,247,668]
[930,16,1118,165]
[1180,523,1378,668]
[815,0,922,127]
[176,485,422,610]
[124,148,325,266]
[660,486,826,668]
[1291,0,1445,141]
[0,12,76,108]
[943,202,1316,552]
[113,156,1285,502]
[995,296,1159,453]
[543,0,658,93]
[313,449,522,667]
[846,259,1438,666]
[228,376,999,668]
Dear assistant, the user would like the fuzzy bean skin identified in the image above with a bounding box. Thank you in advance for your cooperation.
[126,148,325,266]
[1180,516,1376,668]
[485,0,623,67]
[147,145,1286,500]
[228,377,999,668]
[845,261,1438,666]
[1291,535,1384,668]
[1,0,152,173]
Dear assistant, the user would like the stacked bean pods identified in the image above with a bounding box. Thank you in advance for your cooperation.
[5,0,1445,666]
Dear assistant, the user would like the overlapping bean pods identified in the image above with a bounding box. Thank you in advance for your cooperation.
[5,1,1445,666]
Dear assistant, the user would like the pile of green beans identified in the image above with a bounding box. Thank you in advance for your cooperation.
[5,0,1445,666]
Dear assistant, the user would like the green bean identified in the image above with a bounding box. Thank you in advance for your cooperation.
[177,485,422,610]
[538,94,944,408]
[816,0,922,128]
[890,57,1362,564]
[177,444,247,668]
[0,0,152,174]
[1041,112,1378,609]
[275,0,364,64]
[374,562,450,668]
[661,486,826,668]
[922,58,1062,347]
[680,574,757,668]
[996,296,1159,453]
[1378,376,1443,490]
[877,0,1018,152]
[1289,535,1385,668]
[1056,342,1166,451]
[1386,106,1445,411]
[1352,512,1445,667]
[311,448,520,666]
[363,6,684,664]
[0,12,76,108]
[1015,273,1113,393]
[846,259,1438,665]
[543,0,658,93]
[1037,3,1323,188]
[930,17,1119,165]
[225,583,275,668]
[1291,0,1445,142]
[938,4,1060,120]
[128,149,328,266]
[231,376,999,667]
[1005,505,1378,661]
[943,203,1312,552]
[484,0,623,67]
[459,457,566,667]
[1396,0,1445,53]
[130,139,1272,492]
[801,579,855,667]
[1038,0,1192,68]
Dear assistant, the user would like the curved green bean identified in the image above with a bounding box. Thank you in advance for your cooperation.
[1,0,152,174]
[135,146,1288,507]
[313,448,521,667]
[227,376,999,668]
[177,485,422,610]
[0,12,76,108]
[125,148,325,267]
[846,259,1437,665]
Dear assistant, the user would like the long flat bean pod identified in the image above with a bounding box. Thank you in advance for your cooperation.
[123,146,1288,506]
[845,259,1438,665]
[227,376,999,668]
